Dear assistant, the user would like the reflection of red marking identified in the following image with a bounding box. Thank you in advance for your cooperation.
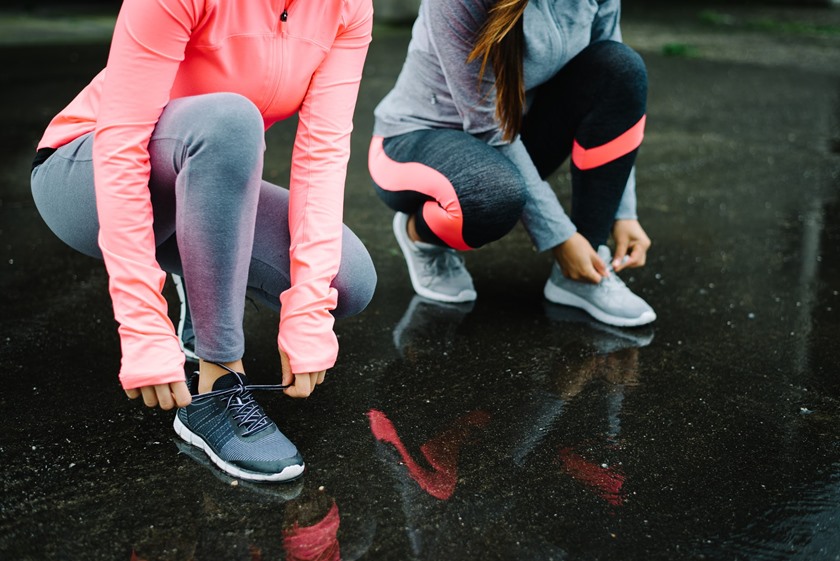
[129,552,145,561]
[368,409,490,500]
[559,448,625,506]
[283,501,341,561]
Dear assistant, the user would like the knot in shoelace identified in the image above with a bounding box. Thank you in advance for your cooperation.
[423,248,466,278]
[192,381,289,437]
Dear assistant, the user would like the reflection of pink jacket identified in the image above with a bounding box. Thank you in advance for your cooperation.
[37,0,373,388]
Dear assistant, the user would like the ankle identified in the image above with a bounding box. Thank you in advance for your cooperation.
[198,359,244,393]
[406,214,423,243]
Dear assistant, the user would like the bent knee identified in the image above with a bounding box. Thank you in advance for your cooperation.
[333,233,377,318]
[461,167,526,248]
[592,41,647,84]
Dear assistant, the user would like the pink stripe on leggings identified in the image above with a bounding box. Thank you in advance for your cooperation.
[571,115,646,171]
[368,136,472,251]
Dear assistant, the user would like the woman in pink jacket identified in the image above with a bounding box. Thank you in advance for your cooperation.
[30,0,376,482]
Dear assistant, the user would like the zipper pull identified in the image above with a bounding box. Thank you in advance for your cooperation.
[280,9,288,21]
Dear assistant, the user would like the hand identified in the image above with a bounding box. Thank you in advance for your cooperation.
[280,349,326,398]
[125,382,192,410]
[552,232,608,284]
[612,219,651,272]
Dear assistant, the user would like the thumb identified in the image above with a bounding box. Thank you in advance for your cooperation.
[280,348,293,388]
[592,252,608,280]
[613,239,629,270]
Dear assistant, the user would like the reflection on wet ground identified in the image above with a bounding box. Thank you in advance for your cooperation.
[2,3,840,560]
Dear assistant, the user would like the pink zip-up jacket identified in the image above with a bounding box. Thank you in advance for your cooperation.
[36,0,373,389]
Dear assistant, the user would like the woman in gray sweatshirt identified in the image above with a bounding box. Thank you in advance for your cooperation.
[368,0,655,327]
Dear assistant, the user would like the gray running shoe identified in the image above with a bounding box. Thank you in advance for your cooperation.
[171,273,199,363]
[543,246,656,327]
[174,368,305,482]
[392,212,476,303]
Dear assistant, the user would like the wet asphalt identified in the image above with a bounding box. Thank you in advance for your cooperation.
[2,2,840,560]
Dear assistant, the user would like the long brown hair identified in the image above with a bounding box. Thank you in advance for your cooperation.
[467,0,528,141]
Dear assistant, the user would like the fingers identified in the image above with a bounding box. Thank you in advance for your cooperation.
[155,384,176,410]
[285,373,314,398]
[612,220,651,271]
[591,253,609,280]
[284,371,327,398]
[577,265,602,284]
[129,382,191,410]
[556,233,602,284]
[627,245,648,268]
[612,239,629,271]
[140,386,159,408]
[576,247,605,283]
[561,260,600,283]
[151,383,187,410]
[620,239,650,270]
[280,349,293,388]
[170,382,193,408]
[280,346,327,398]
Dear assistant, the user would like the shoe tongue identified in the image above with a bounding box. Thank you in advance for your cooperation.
[212,371,249,391]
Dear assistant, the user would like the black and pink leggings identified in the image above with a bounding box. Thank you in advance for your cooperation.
[368,40,648,251]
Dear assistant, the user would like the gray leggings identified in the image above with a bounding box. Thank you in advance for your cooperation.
[31,93,376,363]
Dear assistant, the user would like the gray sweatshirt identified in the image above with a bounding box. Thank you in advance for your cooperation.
[373,0,638,252]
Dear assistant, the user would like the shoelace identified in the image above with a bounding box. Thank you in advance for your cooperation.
[423,248,466,278]
[598,264,633,293]
[191,364,291,437]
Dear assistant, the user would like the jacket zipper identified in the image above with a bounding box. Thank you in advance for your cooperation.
[279,0,291,30]
[261,0,290,113]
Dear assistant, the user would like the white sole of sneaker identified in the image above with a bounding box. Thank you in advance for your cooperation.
[171,274,199,363]
[543,280,656,327]
[392,213,477,304]
[174,415,305,482]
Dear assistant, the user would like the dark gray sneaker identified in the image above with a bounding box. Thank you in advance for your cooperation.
[393,212,477,303]
[543,246,656,327]
[174,368,305,482]
[171,273,199,363]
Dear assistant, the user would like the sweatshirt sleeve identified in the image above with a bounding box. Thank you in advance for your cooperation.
[591,0,623,43]
[424,0,500,139]
[278,0,373,374]
[496,139,576,252]
[93,0,201,389]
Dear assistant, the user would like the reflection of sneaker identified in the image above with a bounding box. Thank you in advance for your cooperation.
[543,303,654,354]
[393,212,476,303]
[393,295,474,357]
[171,273,199,363]
[173,438,304,500]
[174,369,305,482]
[543,246,656,327]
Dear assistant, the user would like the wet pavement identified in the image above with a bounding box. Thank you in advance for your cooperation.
[2,2,840,560]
